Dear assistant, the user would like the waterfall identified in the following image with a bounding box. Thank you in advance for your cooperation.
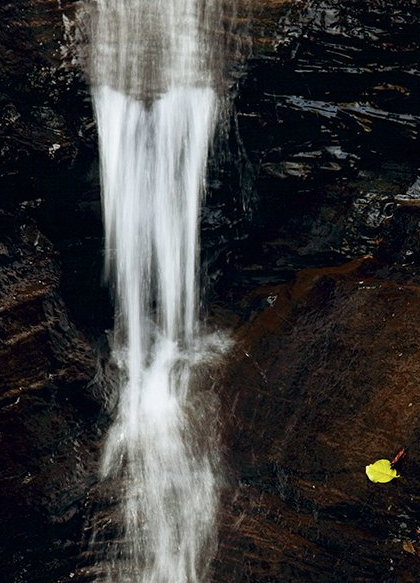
[87,1,227,582]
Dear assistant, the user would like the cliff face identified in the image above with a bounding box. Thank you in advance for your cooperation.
[223,0,420,283]
[1,1,420,582]
[0,0,108,333]
[212,3,420,581]
[0,3,104,581]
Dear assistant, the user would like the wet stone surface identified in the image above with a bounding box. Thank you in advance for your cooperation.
[212,257,420,582]
[2,1,420,582]
[219,0,420,289]
[0,210,107,583]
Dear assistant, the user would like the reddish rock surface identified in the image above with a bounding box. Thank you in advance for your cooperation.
[213,257,420,582]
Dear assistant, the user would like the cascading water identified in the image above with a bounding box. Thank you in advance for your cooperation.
[87,1,229,581]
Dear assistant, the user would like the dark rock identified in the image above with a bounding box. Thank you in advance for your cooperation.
[0,0,109,332]
[0,210,105,583]
[222,0,420,289]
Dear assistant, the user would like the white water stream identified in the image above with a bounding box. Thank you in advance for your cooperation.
[88,1,226,582]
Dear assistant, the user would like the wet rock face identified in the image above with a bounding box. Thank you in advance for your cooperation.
[0,210,106,583]
[214,258,420,582]
[0,0,110,332]
[2,1,420,583]
[0,7,110,575]
[224,0,420,288]
[0,0,90,199]
[208,3,420,581]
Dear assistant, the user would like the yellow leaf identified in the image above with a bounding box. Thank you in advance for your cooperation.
[365,459,400,483]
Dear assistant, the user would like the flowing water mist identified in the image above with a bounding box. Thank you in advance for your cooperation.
[87,1,229,581]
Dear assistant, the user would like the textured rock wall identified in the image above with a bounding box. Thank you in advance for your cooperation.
[226,0,420,288]
[0,3,105,581]
[212,3,420,582]
[2,1,420,582]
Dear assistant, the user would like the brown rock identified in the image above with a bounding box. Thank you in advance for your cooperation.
[213,257,420,582]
